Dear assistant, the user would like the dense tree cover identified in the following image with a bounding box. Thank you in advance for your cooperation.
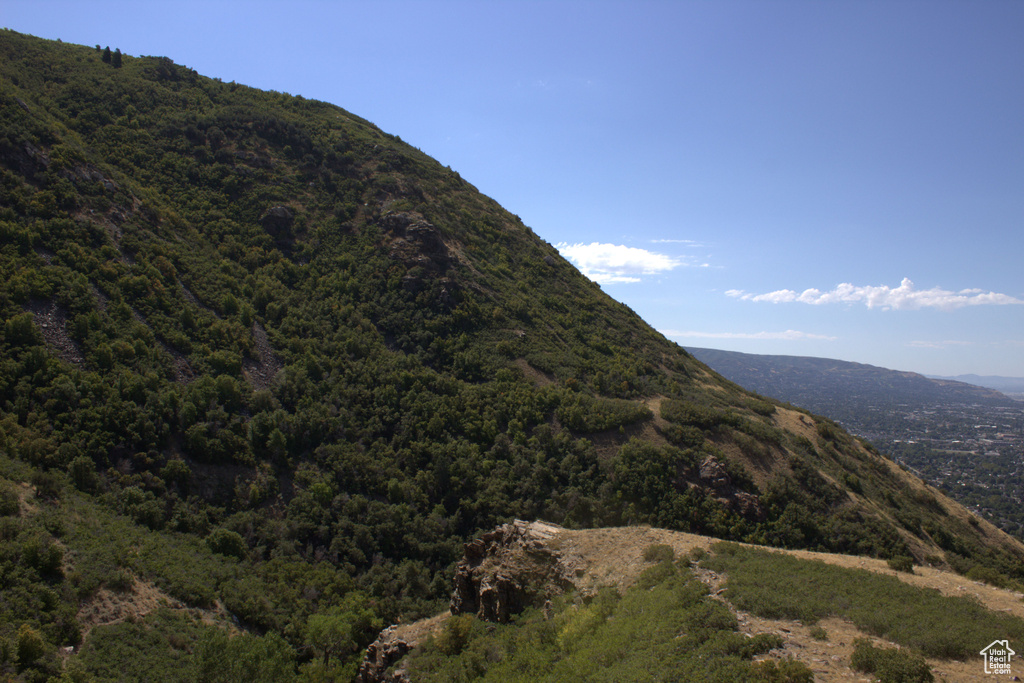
[1,30,1023,680]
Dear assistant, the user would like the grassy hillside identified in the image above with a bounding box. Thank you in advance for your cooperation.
[1,30,1023,680]
[375,524,1024,682]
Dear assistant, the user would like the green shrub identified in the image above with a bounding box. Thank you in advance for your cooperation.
[409,561,789,682]
[107,568,135,592]
[31,470,63,500]
[750,657,814,682]
[850,638,933,683]
[703,542,1024,660]
[887,556,914,573]
[965,564,1008,588]
[642,543,675,563]
[16,624,47,668]
[435,614,476,656]
[809,625,828,641]
[688,546,708,563]
[205,528,247,560]
[68,456,99,492]
[0,482,19,516]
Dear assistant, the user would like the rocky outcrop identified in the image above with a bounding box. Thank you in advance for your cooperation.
[450,519,573,623]
[355,626,412,683]
[241,322,282,390]
[382,212,450,272]
[698,455,731,488]
[357,520,573,682]
[259,206,295,248]
[26,299,83,366]
[695,455,767,522]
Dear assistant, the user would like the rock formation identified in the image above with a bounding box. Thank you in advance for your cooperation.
[355,626,412,683]
[449,519,573,622]
[356,520,575,682]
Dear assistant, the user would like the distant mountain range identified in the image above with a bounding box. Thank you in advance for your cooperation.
[685,347,1020,420]
[928,374,1024,397]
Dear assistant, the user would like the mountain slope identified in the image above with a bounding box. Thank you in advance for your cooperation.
[1,30,1022,680]
[686,346,1024,538]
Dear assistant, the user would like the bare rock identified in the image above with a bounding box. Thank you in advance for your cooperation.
[699,455,731,488]
[26,299,83,366]
[356,626,412,683]
[241,322,282,390]
[729,491,766,522]
[383,212,450,271]
[450,520,571,623]
[259,206,295,247]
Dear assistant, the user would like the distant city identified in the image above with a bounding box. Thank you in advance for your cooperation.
[881,402,1024,538]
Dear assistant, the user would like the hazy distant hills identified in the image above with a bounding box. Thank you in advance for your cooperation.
[686,347,1019,423]
[928,374,1024,398]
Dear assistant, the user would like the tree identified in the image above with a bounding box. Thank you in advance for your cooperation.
[102,46,111,63]
[112,49,122,69]
[305,595,381,668]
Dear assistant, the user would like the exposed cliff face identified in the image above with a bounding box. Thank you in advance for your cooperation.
[357,520,578,683]
[355,625,412,683]
[449,519,575,623]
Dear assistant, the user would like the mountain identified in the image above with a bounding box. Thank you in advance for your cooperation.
[929,374,1024,398]
[1,30,1022,680]
[686,347,1018,418]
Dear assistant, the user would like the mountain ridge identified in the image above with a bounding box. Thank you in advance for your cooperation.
[686,346,1018,410]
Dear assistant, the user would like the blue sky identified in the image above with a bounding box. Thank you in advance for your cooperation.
[5,0,1023,376]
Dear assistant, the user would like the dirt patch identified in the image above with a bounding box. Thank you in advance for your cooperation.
[549,525,715,594]
[75,576,234,645]
[76,578,185,638]
[515,358,552,387]
[391,612,449,648]
[772,406,819,443]
[16,481,38,516]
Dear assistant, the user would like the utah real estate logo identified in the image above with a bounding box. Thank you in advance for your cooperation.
[980,639,1015,675]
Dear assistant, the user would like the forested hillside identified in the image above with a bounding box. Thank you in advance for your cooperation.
[1,31,1023,681]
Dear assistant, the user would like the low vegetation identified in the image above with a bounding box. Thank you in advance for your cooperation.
[850,638,933,683]
[407,559,812,682]
[703,542,1024,661]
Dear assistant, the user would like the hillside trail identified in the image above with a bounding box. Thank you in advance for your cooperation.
[396,524,1024,682]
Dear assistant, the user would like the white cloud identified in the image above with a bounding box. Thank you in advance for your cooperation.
[908,340,975,349]
[727,278,1024,310]
[556,242,682,284]
[651,238,702,246]
[660,329,837,341]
